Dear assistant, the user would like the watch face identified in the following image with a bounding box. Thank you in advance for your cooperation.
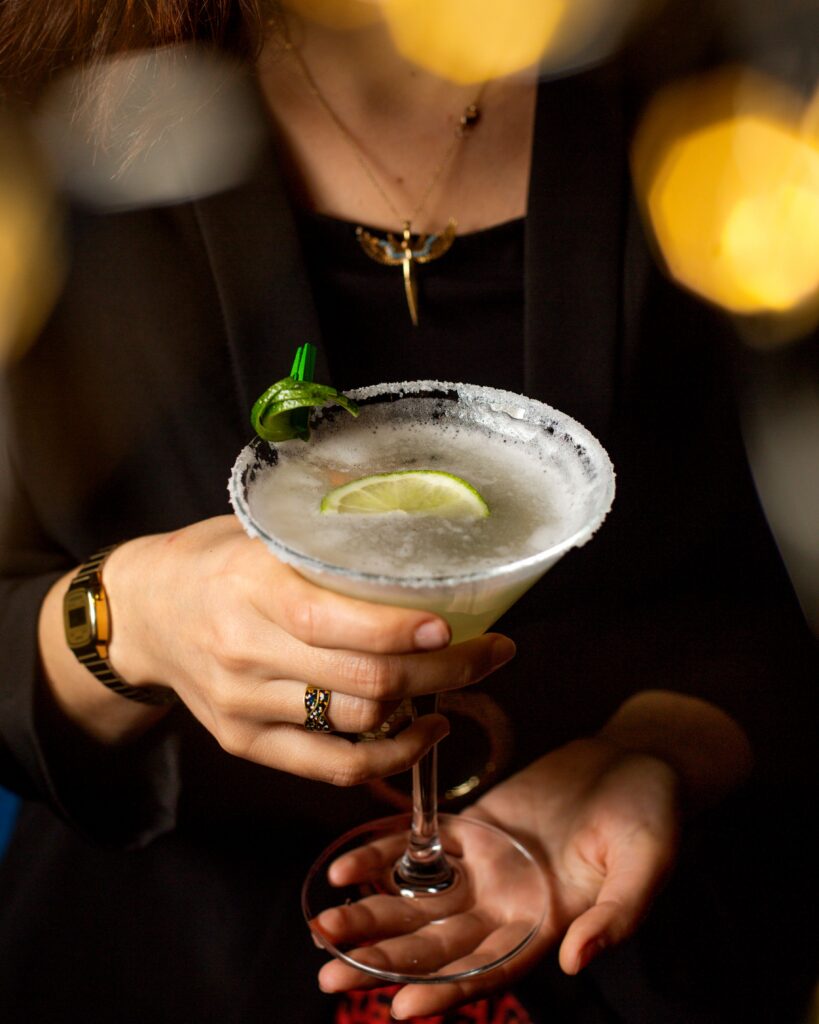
[64,587,96,649]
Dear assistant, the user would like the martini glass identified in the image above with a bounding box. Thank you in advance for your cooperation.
[230,381,615,984]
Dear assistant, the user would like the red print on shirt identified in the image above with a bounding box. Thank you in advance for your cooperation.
[335,986,532,1024]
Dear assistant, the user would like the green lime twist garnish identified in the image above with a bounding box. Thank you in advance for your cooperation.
[250,344,359,442]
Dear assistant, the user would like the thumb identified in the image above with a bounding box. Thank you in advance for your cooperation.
[558,828,676,975]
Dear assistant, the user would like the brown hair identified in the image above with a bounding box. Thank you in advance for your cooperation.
[0,1,268,102]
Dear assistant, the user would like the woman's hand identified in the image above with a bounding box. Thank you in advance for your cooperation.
[316,691,752,1018]
[315,737,681,1018]
[94,515,514,783]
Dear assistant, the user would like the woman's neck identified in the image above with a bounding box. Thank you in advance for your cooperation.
[257,10,537,233]
[266,11,482,119]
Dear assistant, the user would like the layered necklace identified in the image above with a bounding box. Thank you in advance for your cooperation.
[275,21,484,325]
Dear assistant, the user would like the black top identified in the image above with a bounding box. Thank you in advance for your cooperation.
[296,209,526,394]
[0,59,816,1024]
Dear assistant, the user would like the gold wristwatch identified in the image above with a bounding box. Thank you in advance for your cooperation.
[63,546,178,706]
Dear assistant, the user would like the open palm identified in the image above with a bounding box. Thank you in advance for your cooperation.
[316,737,681,1020]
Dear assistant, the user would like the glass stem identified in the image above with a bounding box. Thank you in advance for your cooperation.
[394,693,455,894]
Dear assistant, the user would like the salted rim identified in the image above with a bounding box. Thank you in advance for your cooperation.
[228,380,616,589]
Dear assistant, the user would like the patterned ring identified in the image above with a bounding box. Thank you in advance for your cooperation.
[304,685,332,732]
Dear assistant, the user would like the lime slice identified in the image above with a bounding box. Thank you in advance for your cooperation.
[320,470,490,517]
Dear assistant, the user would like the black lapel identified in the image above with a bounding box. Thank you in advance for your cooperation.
[190,127,329,425]
[525,61,628,439]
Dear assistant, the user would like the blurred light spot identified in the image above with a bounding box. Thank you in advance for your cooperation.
[381,0,566,83]
[0,112,64,364]
[281,0,383,30]
[379,0,644,83]
[35,46,266,211]
[723,182,819,311]
[633,69,819,330]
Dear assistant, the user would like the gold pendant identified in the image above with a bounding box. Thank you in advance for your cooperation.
[356,219,457,326]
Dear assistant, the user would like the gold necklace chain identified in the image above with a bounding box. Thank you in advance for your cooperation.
[285,35,483,227]
[268,14,484,325]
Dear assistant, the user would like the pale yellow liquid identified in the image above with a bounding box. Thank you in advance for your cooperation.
[297,562,542,643]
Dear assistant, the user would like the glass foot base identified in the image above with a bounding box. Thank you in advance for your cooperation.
[302,812,548,984]
[392,858,460,897]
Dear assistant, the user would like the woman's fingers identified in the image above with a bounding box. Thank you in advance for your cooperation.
[318,909,499,987]
[274,631,516,702]
[313,887,474,946]
[207,677,404,735]
[387,921,540,1019]
[326,833,408,886]
[254,559,453,654]
[220,713,450,785]
[318,919,547,1021]
[199,630,514,733]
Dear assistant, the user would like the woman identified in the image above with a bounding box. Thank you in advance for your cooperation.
[1,2,816,1022]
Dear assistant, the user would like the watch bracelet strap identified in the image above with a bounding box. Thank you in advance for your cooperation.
[71,544,117,586]
[77,651,178,706]
[69,545,179,708]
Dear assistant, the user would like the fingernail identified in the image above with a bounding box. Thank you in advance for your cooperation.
[414,619,450,650]
[491,636,516,666]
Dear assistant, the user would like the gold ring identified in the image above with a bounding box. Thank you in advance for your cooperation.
[304,686,332,731]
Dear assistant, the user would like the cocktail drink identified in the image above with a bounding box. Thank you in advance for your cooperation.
[230,380,615,983]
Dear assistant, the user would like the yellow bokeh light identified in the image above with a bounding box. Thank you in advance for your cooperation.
[380,0,566,84]
[723,183,819,311]
[633,69,819,319]
[0,115,64,365]
[278,0,642,84]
